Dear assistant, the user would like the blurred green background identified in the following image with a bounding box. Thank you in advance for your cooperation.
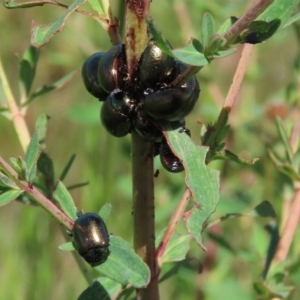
[1,0,300,299]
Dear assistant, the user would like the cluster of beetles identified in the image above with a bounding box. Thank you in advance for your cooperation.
[72,40,200,266]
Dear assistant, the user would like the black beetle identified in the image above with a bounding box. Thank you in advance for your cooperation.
[72,212,110,266]
[160,138,184,173]
[134,113,163,142]
[98,44,127,93]
[138,40,175,89]
[143,62,200,121]
[81,52,109,100]
[100,92,132,137]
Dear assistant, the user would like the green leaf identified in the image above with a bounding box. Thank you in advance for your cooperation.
[0,171,19,189]
[247,201,277,218]
[30,0,87,47]
[165,130,220,249]
[211,47,236,59]
[25,132,41,182]
[283,11,300,28]
[257,0,299,29]
[53,181,77,220]
[37,152,54,189]
[58,242,75,251]
[214,150,259,165]
[217,16,238,35]
[98,203,112,222]
[24,71,76,106]
[206,33,227,55]
[262,223,280,279]
[275,117,293,163]
[279,164,300,181]
[242,19,281,44]
[3,0,46,9]
[207,232,236,254]
[87,0,105,15]
[206,201,276,228]
[78,277,122,300]
[172,40,209,66]
[0,189,23,206]
[58,154,76,181]
[67,181,89,191]
[35,114,49,147]
[95,235,150,288]
[201,12,215,50]
[146,18,175,58]
[10,156,28,180]
[156,230,191,266]
[18,46,39,98]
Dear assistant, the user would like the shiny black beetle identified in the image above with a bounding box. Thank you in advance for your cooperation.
[72,212,110,266]
[81,52,109,100]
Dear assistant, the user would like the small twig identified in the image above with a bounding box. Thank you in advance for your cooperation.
[273,184,300,264]
[0,156,74,230]
[223,43,254,111]
[0,58,31,152]
[223,0,274,45]
[156,188,191,263]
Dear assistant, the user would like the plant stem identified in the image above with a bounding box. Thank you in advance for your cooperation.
[223,0,273,45]
[223,43,253,111]
[124,1,158,299]
[273,184,300,264]
[0,58,31,152]
[0,156,74,230]
[156,188,191,264]
[132,131,158,300]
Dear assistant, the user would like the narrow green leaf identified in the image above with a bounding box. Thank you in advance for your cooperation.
[30,0,87,47]
[279,164,300,181]
[165,130,220,249]
[0,189,23,206]
[262,223,280,279]
[78,277,122,300]
[18,46,39,98]
[95,235,150,288]
[275,117,293,163]
[0,171,19,189]
[206,201,276,228]
[87,0,105,15]
[242,19,281,44]
[98,203,112,222]
[37,152,54,189]
[66,181,89,191]
[53,181,77,220]
[59,154,76,181]
[217,16,238,35]
[211,47,236,59]
[202,12,215,49]
[283,11,300,28]
[207,232,236,253]
[146,18,175,58]
[25,132,41,182]
[156,230,191,266]
[24,71,76,106]
[214,150,259,166]
[257,0,299,29]
[58,241,75,251]
[206,33,227,54]
[247,201,277,218]
[3,0,46,9]
[35,114,49,147]
[10,156,28,180]
[172,42,209,66]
